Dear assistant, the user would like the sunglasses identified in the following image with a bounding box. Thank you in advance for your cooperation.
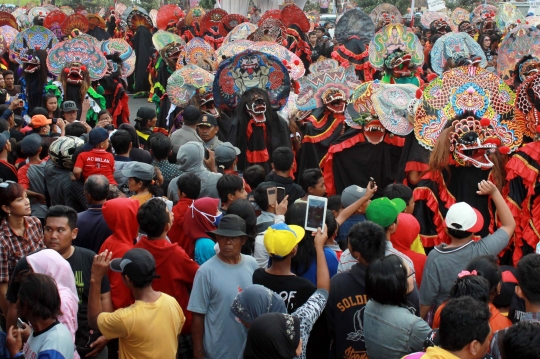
[0,180,15,188]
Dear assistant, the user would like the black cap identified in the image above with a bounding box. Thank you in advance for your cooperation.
[183,105,200,125]
[206,214,251,239]
[136,107,157,122]
[197,114,218,127]
[110,248,160,281]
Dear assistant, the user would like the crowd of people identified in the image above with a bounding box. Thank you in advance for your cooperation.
[0,1,538,359]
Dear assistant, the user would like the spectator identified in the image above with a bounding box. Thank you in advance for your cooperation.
[217,174,247,213]
[253,182,287,234]
[197,114,222,150]
[335,185,369,246]
[297,168,326,203]
[5,273,75,359]
[62,101,80,124]
[168,173,200,247]
[0,182,44,315]
[390,213,427,286]
[227,199,257,256]
[117,123,153,164]
[502,321,540,359]
[491,254,540,359]
[243,164,266,193]
[384,183,415,214]
[149,133,181,182]
[74,127,116,184]
[259,147,305,206]
[420,181,515,319]
[364,254,432,359]
[88,248,185,359]
[65,122,87,137]
[3,70,20,97]
[110,129,133,185]
[168,141,222,202]
[214,142,241,176]
[43,92,61,120]
[327,194,343,219]
[44,205,113,358]
[133,107,157,150]
[327,221,387,359]
[134,198,199,359]
[6,249,79,353]
[99,197,139,310]
[29,114,64,141]
[17,134,47,219]
[170,106,202,154]
[9,114,24,142]
[406,298,492,359]
[244,313,302,359]
[123,162,163,206]
[183,197,220,264]
[0,130,17,182]
[188,215,258,359]
[75,175,113,253]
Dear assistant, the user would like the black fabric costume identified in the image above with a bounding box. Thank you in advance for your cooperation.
[131,25,153,93]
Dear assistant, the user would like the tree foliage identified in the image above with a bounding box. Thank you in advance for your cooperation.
[199,0,216,9]
[352,0,425,14]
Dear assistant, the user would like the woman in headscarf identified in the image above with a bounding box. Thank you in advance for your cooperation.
[244,312,302,359]
[231,285,287,326]
[183,197,222,264]
[6,249,79,359]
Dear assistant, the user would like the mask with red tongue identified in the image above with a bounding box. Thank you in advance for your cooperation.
[385,51,413,78]
[64,62,86,85]
[322,88,346,114]
[246,94,267,123]
[200,92,219,117]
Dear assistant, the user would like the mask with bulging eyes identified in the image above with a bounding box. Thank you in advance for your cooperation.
[246,95,267,122]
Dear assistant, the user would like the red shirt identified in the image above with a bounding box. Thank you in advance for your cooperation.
[74,148,116,184]
[135,237,199,334]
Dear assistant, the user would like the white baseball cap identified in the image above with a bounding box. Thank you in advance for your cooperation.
[445,202,484,233]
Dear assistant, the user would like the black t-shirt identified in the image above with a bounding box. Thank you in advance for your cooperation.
[252,267,316,313]
[0,160,18,183]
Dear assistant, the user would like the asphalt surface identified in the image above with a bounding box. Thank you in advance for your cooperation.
[127,94,154,125]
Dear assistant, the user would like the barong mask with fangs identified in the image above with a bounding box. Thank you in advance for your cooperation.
[449,117,501,168]
[458,21,477,37]
[199,90,219,117]
[432,18,452,35]
[350,112,387,145]
[519,58,540,82]
[21,49,41,73]
[452,52,483,68]
[64,62,86,85]
[162,42,184,69]
[480,13,497,36]
[322,88,347,114]
[385,51,414,78]
[246,93,267,123]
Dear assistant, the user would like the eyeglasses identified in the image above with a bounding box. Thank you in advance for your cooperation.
[407,270,416,279]
[0,180,16,188]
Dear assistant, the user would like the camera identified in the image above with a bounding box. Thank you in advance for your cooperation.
[52,118,58,125]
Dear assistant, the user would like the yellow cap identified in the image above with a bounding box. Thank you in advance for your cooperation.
[263,223,306,258]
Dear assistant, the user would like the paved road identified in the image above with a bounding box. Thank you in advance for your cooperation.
[127,94,154,125]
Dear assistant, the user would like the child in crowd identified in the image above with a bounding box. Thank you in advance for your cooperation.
[73,127,116,184]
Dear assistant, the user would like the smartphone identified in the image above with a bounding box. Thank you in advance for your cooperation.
[277,187,285,203]
[305,195,328,232]
[369,177,375,189]
[18,100,23,107]
[17,318,25,329]
[267,186,277,206]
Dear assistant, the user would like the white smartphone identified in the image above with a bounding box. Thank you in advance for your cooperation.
[267,186,277,206]
[305,195,328,232]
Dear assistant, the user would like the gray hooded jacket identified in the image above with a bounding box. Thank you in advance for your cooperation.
[167,141,222,202]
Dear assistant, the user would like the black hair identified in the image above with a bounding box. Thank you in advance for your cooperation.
[0,118,8,133]
[253,183,274,211]
[348,221,387,264]
[39,137,50,160]
[2,70,13,77]
[466,255,502,299]
[327,195,342,214]
[325,211,337,238]
[0,183,26,219]
[97,110,111,120]
[0,104,9,118]
[366,255,410,307]
[315,26,326,33]
[517,254,540,304]
[383,184,413,204]
[125,272,154,288]
[271,147,295,172]
[65,122,87,137]
[287,203,315,275]
[227,199,256,255]
[217,174,244,204]
[111,129,132,155]
[45,205,78,231]
[243,165,266,189]
[176,173,201,199]
[148,133,171,161]
[439,297,491,351]
[138,199,169,238]
[447,227,473,240]
[448,275,490,303]
[30,107,48,117]
[299,168,323,193]
[503,321,540,359]
[18,272,62,320]
[84,174,110,201]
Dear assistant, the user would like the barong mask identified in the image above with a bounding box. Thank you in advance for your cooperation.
[384,51,414,78]
[64,62,86,85]
[449,117,501,168]
[199,91,219,117]
[322,88,346,114]
[458,21,477,37]
[246,93,267,123]
[519,58,540,82]
[21,49,41,73]
[432,18,452,35]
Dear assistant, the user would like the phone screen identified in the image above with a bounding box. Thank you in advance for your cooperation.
[306,197,327,231]
[277,187,285,203]
[267,187,277,206]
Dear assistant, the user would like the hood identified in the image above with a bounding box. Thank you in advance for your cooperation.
[177,141,205,172]
[137,237,177,262]
[390,213,420,251]
[102,198,140,245]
